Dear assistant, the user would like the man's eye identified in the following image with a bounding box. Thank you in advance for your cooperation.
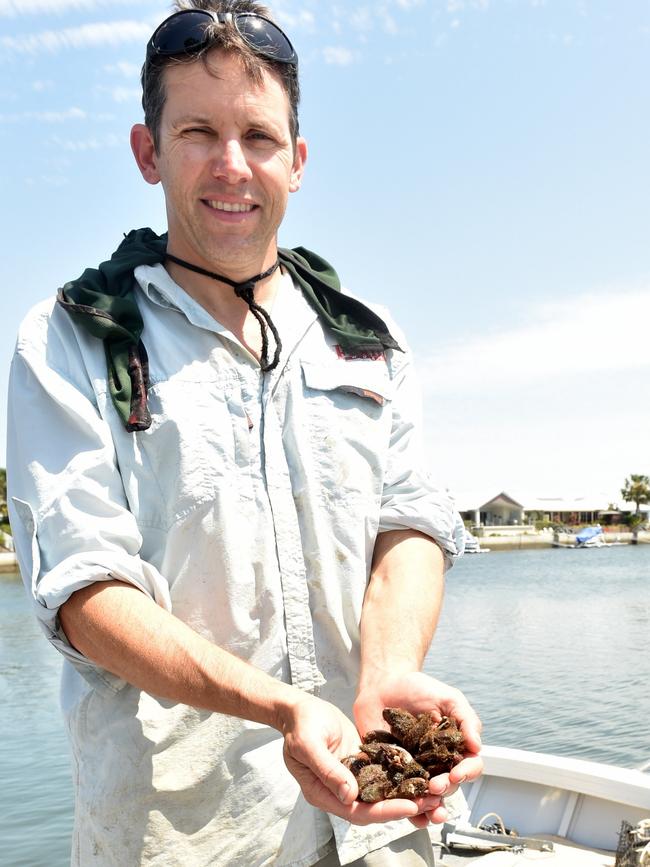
[248,131,273,142]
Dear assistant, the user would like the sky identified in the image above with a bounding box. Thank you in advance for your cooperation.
[1,0,649,504]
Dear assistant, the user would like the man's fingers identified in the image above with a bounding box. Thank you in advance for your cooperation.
[425,804,449,824]
[348,798,421,826]
[289,764,427,826]
[427,773,449,796]
[408,814,431,829]
[449,755,483,787]
[284,737,357,804]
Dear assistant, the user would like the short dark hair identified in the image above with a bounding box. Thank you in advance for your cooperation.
[141,0,300,152]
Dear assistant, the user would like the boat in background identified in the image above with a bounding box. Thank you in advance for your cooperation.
[432,745,650,865]
[553,525,626,549]
[576,525,607,547]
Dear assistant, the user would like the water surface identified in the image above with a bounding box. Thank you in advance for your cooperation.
[426,546,650,767]
[2,545,649,865]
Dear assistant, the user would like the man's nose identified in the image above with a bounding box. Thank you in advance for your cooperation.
[212,139,253,184]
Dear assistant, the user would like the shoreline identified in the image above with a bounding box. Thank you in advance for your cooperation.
[1,532,647,571]
[474,530,650,551]
[0,552,17,573]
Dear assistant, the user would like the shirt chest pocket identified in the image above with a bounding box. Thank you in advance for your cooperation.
[299,360,393,503]
[122,375,253,528]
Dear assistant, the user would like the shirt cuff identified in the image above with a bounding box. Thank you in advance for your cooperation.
[379,485,466,569]
[11,496,172,690]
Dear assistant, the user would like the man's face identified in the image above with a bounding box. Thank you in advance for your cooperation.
[132,50,306,276]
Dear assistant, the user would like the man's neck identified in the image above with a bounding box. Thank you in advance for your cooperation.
[165,246,281,323]
[166,256,284,341]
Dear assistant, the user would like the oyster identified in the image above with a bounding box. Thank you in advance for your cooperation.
[341,707,466,802]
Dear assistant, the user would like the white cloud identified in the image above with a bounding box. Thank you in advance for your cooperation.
[1,19,151,53]
[0,0,97,13]
[275,8,315,33]
[104,60,141,78]
[97,84,141,102]
[419,286,650,492]
[25,173,69,187]
[380,10,398,35]
[425,390,650,494]
[32,79,54,91]
[0,106,87,122]
[49,131,124,150]
[420,287,650,396]
[446,0,489,12]
[0,0,157,15]
[349,7,374,32]
[322,46,356,66]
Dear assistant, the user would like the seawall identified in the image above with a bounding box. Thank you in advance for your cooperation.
[475,530,650,551]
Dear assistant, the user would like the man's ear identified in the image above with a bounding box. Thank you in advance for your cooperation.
[130,124,161,185]
[289,136,307,193]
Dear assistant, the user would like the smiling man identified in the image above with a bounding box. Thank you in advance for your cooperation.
[7,1,481,865]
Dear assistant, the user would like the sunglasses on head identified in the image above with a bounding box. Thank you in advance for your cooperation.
[146,9,298,66]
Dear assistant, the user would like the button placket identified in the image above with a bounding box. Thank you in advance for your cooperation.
[260,372,322,693]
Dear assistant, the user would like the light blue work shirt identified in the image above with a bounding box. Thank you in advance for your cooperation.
[8,264,464,866]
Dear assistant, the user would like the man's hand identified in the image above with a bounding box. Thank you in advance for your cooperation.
[353,672,483,827]
[279,692,447,825]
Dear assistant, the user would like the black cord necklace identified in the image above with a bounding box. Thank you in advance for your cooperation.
[166,252,283,372]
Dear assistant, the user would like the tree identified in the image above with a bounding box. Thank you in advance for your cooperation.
[621,474,650,514]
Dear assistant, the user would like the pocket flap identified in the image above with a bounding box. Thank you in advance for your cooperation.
[301,360,393,406]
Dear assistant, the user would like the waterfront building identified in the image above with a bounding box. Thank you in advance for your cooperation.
[454,491,649,530]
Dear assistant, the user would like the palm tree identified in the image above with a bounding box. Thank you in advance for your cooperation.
[621,474,650,514]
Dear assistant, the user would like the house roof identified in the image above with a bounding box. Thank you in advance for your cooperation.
[452,491,524,512]
[452,490,649,514]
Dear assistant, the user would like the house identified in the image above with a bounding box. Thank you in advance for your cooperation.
[453,490,649,530]
[454,492,525,528]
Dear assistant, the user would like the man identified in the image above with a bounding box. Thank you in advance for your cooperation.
[7,1,482,864]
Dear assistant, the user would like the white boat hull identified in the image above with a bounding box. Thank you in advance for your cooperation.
[435,745,650,863]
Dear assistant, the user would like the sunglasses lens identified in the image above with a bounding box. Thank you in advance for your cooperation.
[235,15,297,64]
[150,10,212,56]
[148,10,297,65]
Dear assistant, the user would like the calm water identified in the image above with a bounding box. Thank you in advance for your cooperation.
[1,546,649,865]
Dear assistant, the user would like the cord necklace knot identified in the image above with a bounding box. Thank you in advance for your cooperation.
[165,253,283,371]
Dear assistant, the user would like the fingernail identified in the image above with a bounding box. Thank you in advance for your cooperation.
[338,781,350,802]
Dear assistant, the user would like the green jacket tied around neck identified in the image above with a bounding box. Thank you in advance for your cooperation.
[57,228,401,431]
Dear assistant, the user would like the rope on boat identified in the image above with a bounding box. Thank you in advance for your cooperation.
[478,812,509,835]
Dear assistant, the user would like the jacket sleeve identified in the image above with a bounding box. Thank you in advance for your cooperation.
[7,303,171,684]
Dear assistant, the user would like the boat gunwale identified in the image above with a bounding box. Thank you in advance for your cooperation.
[474,744,650,810]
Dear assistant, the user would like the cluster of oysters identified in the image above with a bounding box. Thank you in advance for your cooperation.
[342,707,465,803]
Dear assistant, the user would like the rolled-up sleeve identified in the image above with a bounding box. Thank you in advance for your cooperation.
[7,310,171,672]
[378,347,465,567]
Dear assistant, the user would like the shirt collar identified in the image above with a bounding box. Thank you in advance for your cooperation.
[134,262,318,364]
[134,262,230,335]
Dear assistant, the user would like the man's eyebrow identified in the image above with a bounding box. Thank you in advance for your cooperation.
[170,114,214,127]
[170,112,285,132]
